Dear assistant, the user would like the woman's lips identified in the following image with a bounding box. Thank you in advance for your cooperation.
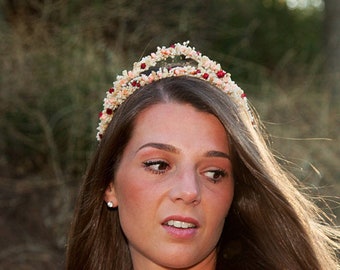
[162,215,200,227]
[165,220,196,229]
[162,216,200,238]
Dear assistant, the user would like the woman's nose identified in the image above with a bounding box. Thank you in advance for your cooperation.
[169,168,201,205]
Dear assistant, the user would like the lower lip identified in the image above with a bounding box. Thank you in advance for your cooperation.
[162,225,198,239]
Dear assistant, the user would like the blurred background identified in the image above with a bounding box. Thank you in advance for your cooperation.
[0,0,339,269]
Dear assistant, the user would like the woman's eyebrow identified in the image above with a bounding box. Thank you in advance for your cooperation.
[137,142,180,154]
[204,150,230,160]
[137,143,230,160]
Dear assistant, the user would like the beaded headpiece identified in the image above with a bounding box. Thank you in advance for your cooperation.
[97,41,252,141]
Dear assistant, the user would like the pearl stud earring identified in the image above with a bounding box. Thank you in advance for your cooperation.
[107,201,114,208]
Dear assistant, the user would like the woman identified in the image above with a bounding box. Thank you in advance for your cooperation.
[66,42,339,269]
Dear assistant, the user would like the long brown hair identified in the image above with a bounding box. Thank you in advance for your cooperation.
[66,76,339,269]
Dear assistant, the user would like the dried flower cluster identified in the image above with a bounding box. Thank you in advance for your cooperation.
[97,41,252,141]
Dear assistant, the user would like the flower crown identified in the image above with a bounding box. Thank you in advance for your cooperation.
[97,41,252,141]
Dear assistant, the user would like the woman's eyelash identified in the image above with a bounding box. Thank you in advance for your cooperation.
[143,160,170,174]
[204,169,227,183]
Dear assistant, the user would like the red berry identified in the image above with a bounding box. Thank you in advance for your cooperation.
[216,70,226,78]
[202,73,209,79]
[106,108,113,115]
[141,63,146,69]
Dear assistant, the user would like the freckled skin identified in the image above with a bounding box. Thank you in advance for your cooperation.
[105,103,234,270]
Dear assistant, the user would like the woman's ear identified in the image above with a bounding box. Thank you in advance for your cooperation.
[104,182,118,208]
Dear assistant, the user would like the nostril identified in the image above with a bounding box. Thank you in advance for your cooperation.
[171,185,201,205]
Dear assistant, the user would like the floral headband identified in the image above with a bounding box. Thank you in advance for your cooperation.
[97,41,253,141]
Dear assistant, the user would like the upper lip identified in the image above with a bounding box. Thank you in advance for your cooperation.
[162,215,200,228]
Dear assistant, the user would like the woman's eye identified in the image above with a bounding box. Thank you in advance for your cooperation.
[143,160,170,174]
[204,170,227,183]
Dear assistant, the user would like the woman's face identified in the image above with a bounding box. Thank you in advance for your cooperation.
[106,102,234,270]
